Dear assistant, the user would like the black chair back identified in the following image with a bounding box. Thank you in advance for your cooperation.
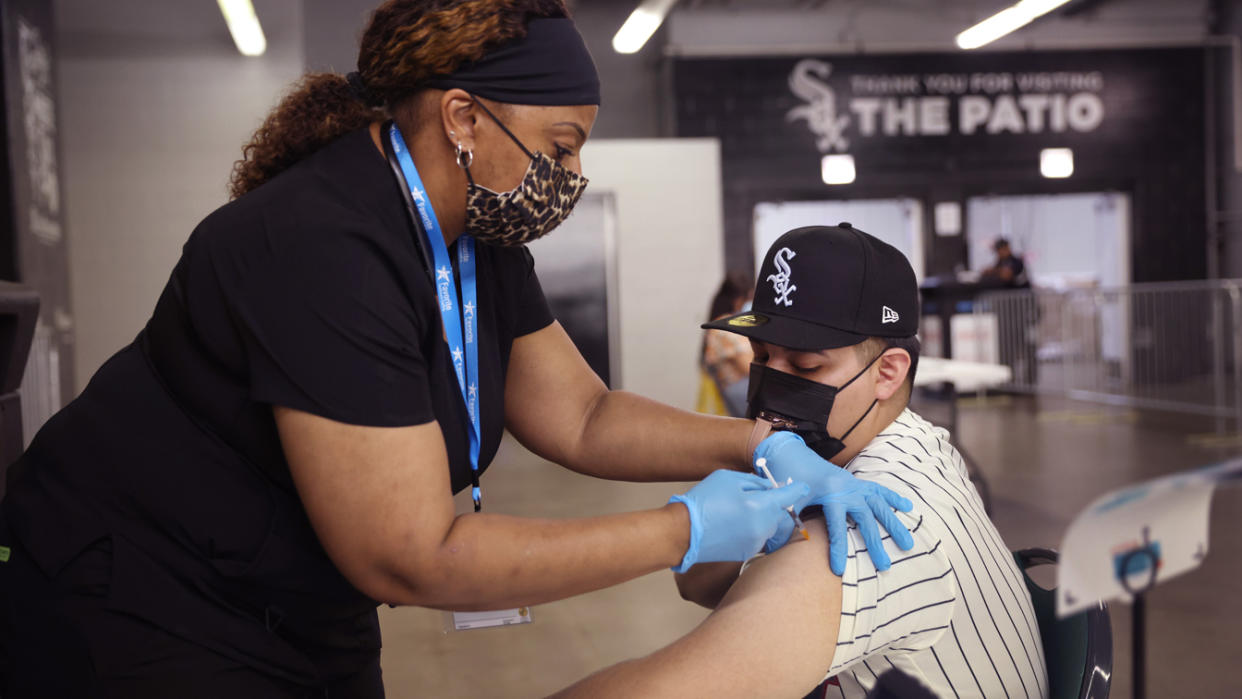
[1014,547,1112,699]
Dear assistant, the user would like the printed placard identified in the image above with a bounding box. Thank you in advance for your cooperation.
[448,607,533,631]
[1057,459,1242,617]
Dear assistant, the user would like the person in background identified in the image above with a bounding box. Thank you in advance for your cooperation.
[981,238,1030,289]
[981,237,1037,384]
[701,271,755,416]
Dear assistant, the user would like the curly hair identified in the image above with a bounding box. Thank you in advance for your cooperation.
[708,270,753,321]
[228,0,570,200]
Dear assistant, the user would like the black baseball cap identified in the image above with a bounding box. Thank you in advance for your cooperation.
[703,223,920,351]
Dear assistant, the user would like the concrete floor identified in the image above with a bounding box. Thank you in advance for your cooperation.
[378,395,1242,698]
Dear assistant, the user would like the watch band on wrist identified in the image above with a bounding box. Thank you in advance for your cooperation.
[746,418,773,467]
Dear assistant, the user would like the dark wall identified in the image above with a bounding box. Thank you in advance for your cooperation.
[674,48,1207,284]
[0,0,73,403]
[1211,0,1242,279]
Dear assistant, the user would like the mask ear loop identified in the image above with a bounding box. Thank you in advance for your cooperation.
[839,347,885,390]
[833,346,889,443]
[838,398,878,443]
[469,95,537,160]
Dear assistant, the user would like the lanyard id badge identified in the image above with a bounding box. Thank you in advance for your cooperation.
[388,124,483,511]
[442,607,533,632]
[388,125,531,631]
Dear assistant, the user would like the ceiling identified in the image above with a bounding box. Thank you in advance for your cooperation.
[664,0,1209,55]
[56,0,228,45]
[50,0,1213,63]
[54,0,302,58]
[678,0,1010,11]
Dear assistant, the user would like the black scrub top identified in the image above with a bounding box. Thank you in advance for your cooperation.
[1,127,554,684]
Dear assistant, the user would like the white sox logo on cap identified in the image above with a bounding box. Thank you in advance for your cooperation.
[882,306,900,324]
[767,247,797,307]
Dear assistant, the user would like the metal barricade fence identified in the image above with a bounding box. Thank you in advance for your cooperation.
[18,320,61,448]
[971,280,1242,430]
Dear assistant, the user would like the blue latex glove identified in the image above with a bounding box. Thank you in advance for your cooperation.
[669,469,812,573]
[755,431,915,576]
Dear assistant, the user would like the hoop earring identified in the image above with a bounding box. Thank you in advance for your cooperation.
[455,141,474,169]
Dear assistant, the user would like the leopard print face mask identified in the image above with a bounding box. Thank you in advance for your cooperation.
[461,98,589,247]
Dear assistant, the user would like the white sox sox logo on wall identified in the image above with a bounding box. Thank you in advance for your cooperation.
[784,58,1106,154]
[767,247,797,307]
[786,60,850,153]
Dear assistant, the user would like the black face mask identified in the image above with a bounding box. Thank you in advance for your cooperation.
[746,353,882,461]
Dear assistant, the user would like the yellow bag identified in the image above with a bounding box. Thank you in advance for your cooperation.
[696,368,728,415]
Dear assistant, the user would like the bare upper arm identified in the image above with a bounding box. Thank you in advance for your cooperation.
[556,525,842,698]
[273,405,455,604]
[692,525,843,695]
[503,321,607,464]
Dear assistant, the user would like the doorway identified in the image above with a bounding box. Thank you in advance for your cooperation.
[966,192,1130,290]
[966,191,1132,387]
[528,191,619,387]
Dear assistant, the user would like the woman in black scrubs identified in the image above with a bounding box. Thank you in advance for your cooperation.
[0,2,912,696]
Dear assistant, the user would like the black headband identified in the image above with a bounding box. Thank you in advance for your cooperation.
[423,17,601,106]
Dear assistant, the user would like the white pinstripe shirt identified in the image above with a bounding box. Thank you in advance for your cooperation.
[823,409,1048,699]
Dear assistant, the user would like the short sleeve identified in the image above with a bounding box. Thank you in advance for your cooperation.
[226,226,435,427]
[827,503,957,675]
[511,247,555,337]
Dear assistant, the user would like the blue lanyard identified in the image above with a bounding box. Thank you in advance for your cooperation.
[388,124,483,511]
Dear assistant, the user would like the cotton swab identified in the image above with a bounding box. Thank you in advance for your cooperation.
[755,457,810,541]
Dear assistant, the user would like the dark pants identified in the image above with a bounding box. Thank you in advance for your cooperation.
[0,510,383,699]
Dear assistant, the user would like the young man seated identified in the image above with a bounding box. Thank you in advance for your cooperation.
[554,224,1047,699]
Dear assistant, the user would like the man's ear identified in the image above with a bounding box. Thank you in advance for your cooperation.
[439,88,478,152]
[874,348,911,401]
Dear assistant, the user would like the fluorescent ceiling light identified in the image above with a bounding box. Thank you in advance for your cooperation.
[613,0,679,54]
[956,0,1072,50]
[1040,148,1074,178]
[218,0,267,57]
[822,154,856,185]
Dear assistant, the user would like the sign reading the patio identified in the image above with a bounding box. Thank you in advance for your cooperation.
[786,58,1105,152]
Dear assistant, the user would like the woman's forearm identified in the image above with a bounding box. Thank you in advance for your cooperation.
[385,503,691,609]
[674,561,743,609]
[565,390,755,481]
[504,326,760,482]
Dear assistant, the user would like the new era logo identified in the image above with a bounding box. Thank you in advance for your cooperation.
[882,306,900,324]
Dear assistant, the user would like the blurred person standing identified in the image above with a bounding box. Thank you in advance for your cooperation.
[0,2,913,697]
[981,237,1036,384]
[700,271,754,416]
[981,237,1030,289]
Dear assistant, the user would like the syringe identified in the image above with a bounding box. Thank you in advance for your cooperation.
[754,457,810,541]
